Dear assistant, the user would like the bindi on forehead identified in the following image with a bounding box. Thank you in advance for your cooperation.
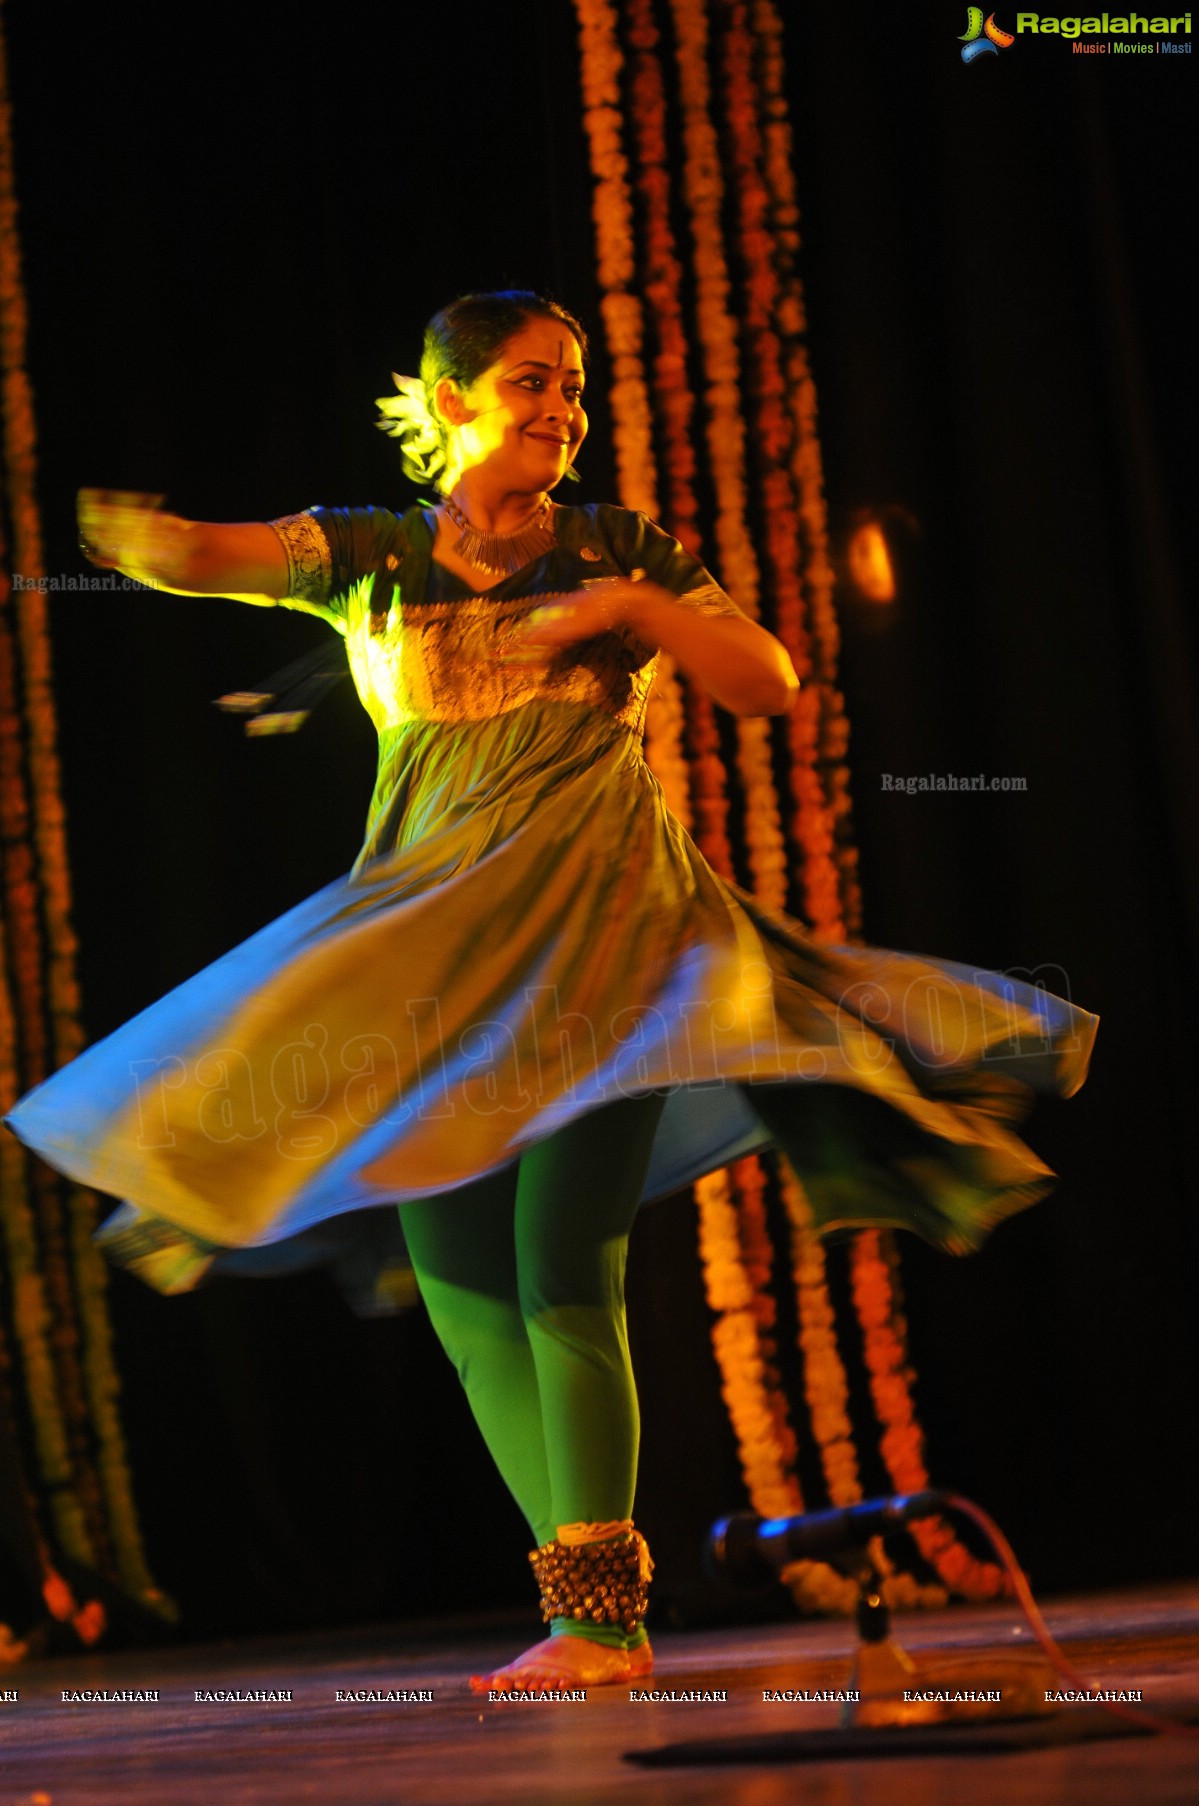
[501,356,585,378]
[500,325,583,377]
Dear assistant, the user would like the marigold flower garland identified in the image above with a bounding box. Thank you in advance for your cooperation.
[665,0,790,916]
[612,0,850,1613]
[0,592,94,1574]
[618,0,821,1599]
[624,0,700,558]
[851,1232,1009,1599]
[574,2,724,864]
[778,1157,946,1610]
[574,0,693,828]
[577,0,988,1617]
[1,15,166,1630]
[612,10,733,867]
[749,0,861,934]
[735,0,994,1598]
[716,0,844,939]
[663,0,875,1612]
[694,1163,855,1613]
[596,0,877,1613]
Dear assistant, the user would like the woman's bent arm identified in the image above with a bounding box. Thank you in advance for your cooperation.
[625,585,799,718]
[515,580,800,717]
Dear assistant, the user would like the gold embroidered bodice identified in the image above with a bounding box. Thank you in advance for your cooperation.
[268,504,743,739]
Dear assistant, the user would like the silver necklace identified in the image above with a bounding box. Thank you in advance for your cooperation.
[442,492,555,577]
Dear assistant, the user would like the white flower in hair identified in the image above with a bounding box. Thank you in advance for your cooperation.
[375,373,445,484]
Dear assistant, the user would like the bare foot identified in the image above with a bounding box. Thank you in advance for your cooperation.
[470,1633,653,1694]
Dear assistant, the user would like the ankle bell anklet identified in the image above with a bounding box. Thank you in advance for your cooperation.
[529,1522,653,1638]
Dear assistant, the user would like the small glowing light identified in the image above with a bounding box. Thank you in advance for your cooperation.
[847,520,896,603]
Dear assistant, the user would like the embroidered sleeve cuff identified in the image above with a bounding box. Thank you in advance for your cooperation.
[681,580,743,619]
[268,511,332,604]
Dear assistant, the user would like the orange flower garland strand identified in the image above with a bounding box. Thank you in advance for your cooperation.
[662,0,866,1609]
[1,13,165,1622]
[749,0,861,934]
[615,2,733,878]
[615,0,850,1612]
[714,3,935,1604]
[740,0,992,1601]
[621,0,705,831]
[593,0,867,1614]
[665,0,790,916]
[715,0,844,940]
[573,5,793,1580]
[624,0,702,561]
[576,0,991,1618]
[665,0,758,614]
[0,576,95,1575]
[778,1158,945,1610]
[851,1232,1009,1600]
[573,0,693,829]
[776,1161,862,1508]
[617,0,834,1602]
[694,1164,855,1613]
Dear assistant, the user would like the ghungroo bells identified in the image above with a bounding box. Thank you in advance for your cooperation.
[529,1528,652,1637]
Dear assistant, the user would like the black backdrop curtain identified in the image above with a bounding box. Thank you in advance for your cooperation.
[3,2,1194,1634]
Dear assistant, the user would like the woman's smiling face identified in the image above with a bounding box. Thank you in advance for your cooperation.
[440,318,588,491]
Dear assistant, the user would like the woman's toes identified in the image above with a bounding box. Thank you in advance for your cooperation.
[471,1633,653,1695]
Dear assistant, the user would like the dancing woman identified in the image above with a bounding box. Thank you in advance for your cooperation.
[7,290,1096,1691]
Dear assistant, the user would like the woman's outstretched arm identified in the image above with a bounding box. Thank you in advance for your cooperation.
[77,490,291,606]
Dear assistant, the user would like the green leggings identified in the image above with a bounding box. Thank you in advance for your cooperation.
[399,1089,667,1647]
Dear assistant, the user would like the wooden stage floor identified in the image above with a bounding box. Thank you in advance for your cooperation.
[2,1582,1197,1805]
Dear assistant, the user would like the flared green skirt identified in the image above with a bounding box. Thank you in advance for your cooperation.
[5,699,1097,1304]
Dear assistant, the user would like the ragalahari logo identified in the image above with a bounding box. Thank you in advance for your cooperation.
[960,9,1016,60]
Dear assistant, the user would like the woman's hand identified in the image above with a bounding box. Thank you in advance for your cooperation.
[77,489,177,577]
[496,575,798,716]
[495,581,640,662]
[75,489,289,604]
